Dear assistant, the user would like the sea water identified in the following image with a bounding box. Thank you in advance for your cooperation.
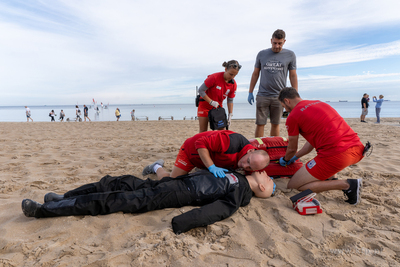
[1,101,399,122]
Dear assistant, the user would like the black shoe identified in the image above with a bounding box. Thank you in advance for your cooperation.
[21,199,42,217]
[44,192,64,202]
[326,177,338,180]
[343,179,362,205]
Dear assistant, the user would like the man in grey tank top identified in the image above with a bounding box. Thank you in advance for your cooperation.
[248,29,298,137]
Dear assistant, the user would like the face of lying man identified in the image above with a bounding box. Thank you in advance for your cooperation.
[250,171,274,198]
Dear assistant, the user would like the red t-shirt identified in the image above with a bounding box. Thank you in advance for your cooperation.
[183,130,254,169]
[286,100,362,157]
[202,72,237,106]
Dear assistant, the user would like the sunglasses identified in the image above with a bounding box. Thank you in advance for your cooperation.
[229,63,242,70]
[271,177,276,196]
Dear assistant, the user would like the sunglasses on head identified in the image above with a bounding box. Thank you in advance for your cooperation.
[229,63,242,70]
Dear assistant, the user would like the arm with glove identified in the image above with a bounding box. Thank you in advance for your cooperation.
[198,148,228,178]
[198,83,219,108]
[227,101,233,127]
[247,67,260,105]
[279,135,300,166]
[279,139,315,166]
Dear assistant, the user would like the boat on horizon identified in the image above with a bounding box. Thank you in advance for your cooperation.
[339,100,348,102]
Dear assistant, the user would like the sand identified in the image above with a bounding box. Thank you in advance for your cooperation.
[0,118,399,266]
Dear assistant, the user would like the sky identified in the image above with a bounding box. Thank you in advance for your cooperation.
[1,0,400,106]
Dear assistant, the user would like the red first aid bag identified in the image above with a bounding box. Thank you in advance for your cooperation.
[248,136,303,178]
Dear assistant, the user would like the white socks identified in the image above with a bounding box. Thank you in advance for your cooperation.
[153,164,162,173]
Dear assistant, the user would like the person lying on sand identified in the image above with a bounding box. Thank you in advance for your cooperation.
[22,170,275,234]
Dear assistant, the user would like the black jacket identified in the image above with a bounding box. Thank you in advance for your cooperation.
[171,170,253,234]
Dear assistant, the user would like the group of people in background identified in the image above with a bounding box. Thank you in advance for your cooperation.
[360,93,385,124]
[25,105,135,122]
[114,108,135,121]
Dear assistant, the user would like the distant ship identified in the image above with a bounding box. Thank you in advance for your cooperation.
[339,100,348,102]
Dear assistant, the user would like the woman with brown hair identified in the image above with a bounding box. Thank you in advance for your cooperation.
[197,60,241,132]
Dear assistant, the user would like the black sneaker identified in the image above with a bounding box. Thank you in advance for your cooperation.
[44,192,64,203]
[343,179,362,205]
[21,199,42,217]
[142,159,164,176]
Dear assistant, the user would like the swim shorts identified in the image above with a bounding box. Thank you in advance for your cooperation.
[174,144,195,172]
[306,145,364,180]
[361,108,368,116]
[256,96,283,125]
[197,100,214,117]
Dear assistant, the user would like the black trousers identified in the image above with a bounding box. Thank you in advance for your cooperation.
[38,175,194,218]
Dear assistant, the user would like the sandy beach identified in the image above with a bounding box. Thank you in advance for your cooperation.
[1,118,399,266]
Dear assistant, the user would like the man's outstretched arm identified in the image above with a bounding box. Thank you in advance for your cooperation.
[171,196,240,234]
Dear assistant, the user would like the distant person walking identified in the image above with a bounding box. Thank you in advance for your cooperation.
[373,95,384,124]
[83,105,91,122]
[197,60,241,132]
[49,110,56,122]
[360,93,369,123]
[248,29,298,137]
[115,108,121,121]
[25,106,33,122]
[59,110,65,122]
[131,109,135,121]
[75,105,81,122]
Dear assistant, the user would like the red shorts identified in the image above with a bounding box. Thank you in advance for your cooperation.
[306,145,364,180]
[174,144,196,172]
[197,101,222,117]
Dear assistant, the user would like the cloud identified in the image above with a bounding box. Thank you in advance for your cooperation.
[297,72,400,100]
[298,41,400,68]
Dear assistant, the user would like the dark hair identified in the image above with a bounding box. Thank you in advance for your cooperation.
[272,29,286,40]
[278,87,300,102]
[222,60,241,70]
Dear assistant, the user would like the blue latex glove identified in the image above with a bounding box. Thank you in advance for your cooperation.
[287,155,299,165]
[279,156,298,167]
[279,157,289,167]
[248,92,254,105]
[208,164,228,178]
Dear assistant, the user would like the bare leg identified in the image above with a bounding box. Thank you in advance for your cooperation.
[287,166,350,193]
[155,166,188,180]
[270,124,280,137]
[155,167,170,180]
[255,125,265,138]
[199,117,209,133]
